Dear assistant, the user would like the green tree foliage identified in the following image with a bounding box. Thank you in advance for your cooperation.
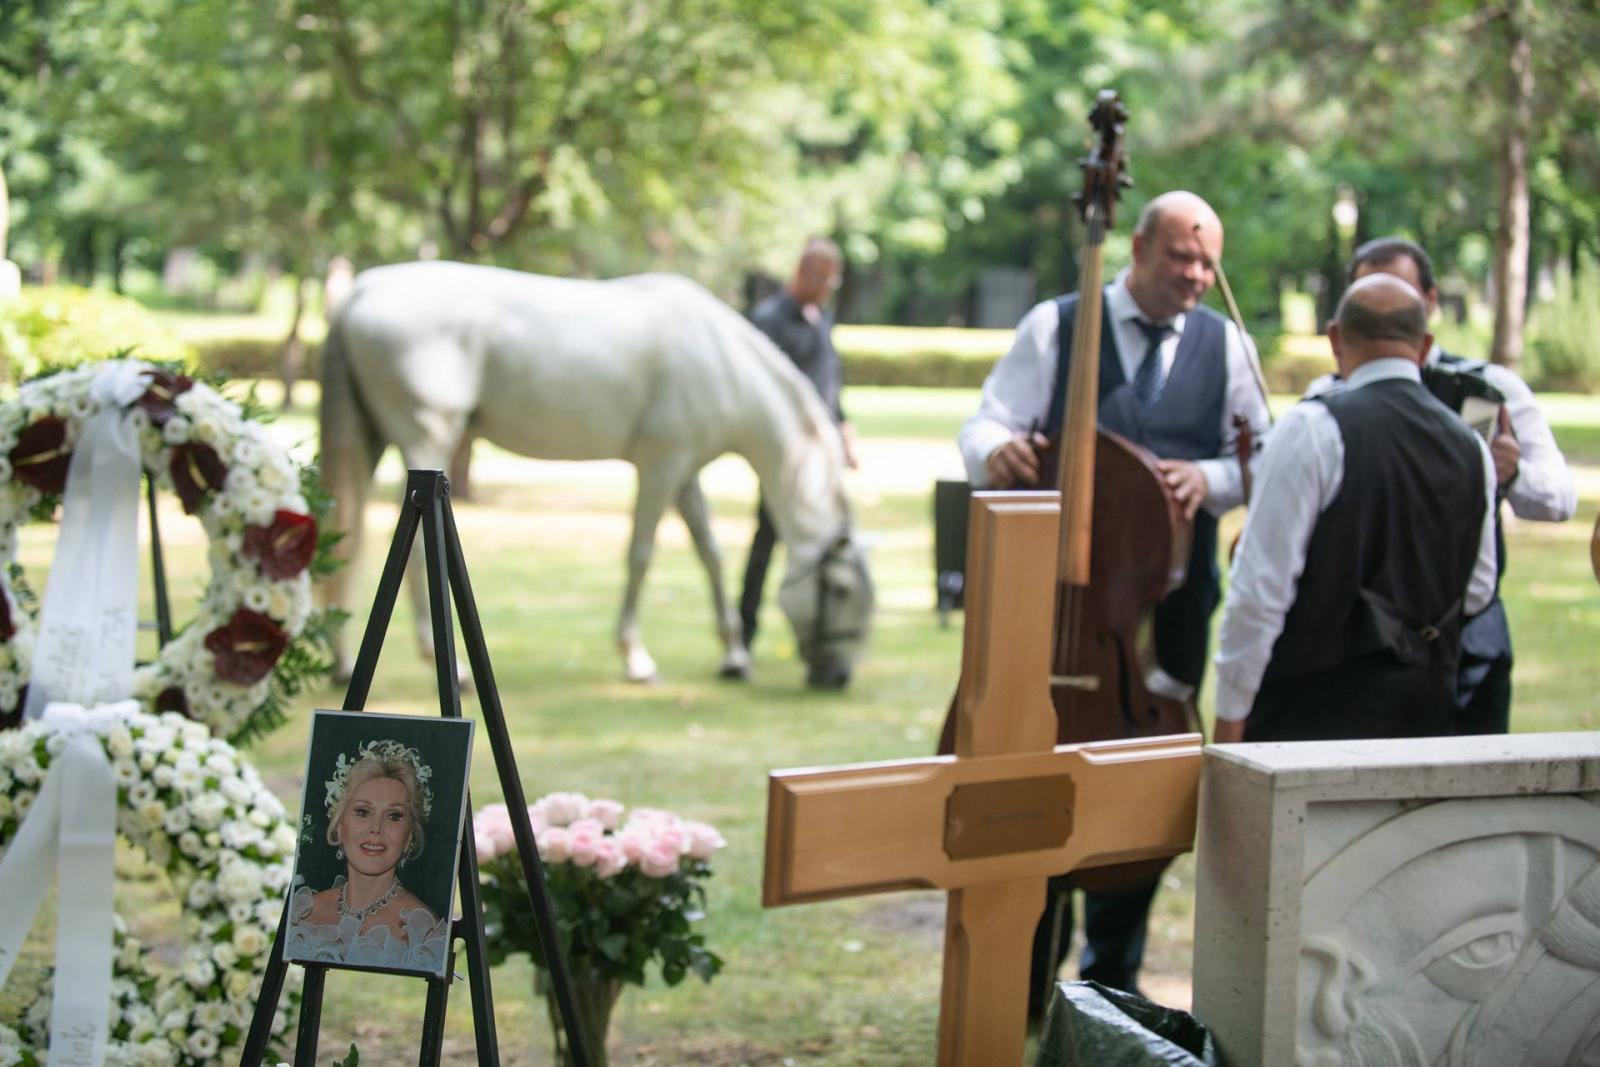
[3,0,1597,358]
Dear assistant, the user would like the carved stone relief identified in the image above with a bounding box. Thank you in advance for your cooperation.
[1296,796,1600,1067]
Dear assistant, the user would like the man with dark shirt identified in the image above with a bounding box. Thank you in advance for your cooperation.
[738,238,859,656]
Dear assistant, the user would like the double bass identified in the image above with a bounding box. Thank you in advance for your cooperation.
[939,91,1195,889]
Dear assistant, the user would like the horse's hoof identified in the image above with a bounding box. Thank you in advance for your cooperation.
[622,650,660,684]
[718,662,751,682]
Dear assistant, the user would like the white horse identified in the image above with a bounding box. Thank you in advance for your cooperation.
[319,261,874,688]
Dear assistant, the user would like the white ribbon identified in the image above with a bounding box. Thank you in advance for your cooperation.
[22,360,148,719]
[2,361,149,1067]
[0,701,134,1067]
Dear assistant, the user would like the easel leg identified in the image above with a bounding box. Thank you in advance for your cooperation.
[455,796,501,1065]
[418,950,453,1066]
[440,493,594,1067]
[293,966,328,1067]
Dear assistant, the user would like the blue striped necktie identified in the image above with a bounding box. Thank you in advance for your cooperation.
[1132,318,1175,409]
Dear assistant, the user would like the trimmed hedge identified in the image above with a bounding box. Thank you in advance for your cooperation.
[185,326,1336,393]
[0,286,193,380]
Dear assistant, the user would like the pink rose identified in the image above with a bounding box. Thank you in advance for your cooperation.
[587,798,625,830]
[652,825,688,856]
[532,792,590,828]
[536,826,571,864]
[593,839,627,879]
[684,821,726,861]
[567,824,603,867]
[639,840,681,878]
[473,805,515,863]
[616,828,649,863]
[625,807,675,829]
[567,817,605,838]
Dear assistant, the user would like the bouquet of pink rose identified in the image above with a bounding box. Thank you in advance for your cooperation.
[473,791,726,989]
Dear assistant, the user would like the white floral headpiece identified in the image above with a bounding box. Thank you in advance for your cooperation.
[325,738,435,821]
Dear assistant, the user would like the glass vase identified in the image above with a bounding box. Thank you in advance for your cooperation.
[536,965,623,1067]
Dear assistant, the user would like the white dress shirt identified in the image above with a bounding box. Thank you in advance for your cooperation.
[1305,343,1576,521]
[957,269,1271,516]
[1213,358,1499,723]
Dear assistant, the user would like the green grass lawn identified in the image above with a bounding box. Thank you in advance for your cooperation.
[11,381,1600,1064]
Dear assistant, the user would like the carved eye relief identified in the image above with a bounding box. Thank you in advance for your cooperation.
[1411,912,1523,1002]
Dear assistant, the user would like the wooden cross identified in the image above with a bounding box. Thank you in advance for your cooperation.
[762,492,1202,1065]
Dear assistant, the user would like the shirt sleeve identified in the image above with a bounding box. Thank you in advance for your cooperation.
[1465,435,1499,616]
[1212,402,1343,722]
[958,300,1059,487]
[1197,321,1273,517]
[1483,363,1577,521]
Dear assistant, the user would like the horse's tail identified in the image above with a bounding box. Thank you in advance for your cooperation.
[317,305,384,672]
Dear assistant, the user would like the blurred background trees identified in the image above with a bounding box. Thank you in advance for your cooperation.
[2,0,1598,382]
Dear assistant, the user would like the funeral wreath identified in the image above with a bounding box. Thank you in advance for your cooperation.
[0,358,337,743]
[0,710,297,1067]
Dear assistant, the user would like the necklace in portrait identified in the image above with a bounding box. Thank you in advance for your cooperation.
[338,877,403,923]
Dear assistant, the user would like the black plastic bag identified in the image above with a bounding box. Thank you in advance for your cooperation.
[1035,981,1220,1067]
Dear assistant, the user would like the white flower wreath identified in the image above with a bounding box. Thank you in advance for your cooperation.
[0,359,326,740]
[0,710,297,1067]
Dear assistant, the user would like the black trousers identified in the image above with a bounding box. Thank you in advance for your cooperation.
[738,499,777,645]
[1028,875,1161,1018]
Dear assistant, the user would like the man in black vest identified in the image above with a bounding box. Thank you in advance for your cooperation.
[1213,274,1498,743]
[737,238,859,665]
[1308,239,1576,735]
[959,190,1270,1012]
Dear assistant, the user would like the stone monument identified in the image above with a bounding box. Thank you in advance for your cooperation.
[1193,733,1600,1067]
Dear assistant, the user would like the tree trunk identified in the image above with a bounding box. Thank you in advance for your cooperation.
[1489,2,1534,369]
[279,275,309,410]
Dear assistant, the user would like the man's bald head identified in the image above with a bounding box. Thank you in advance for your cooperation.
[1134,191,1222,243]
[790,236,843,307]
[1328,273,1432,375]
[1127,191,1224,321]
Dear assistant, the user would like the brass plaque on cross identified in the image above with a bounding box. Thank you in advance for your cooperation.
[944,774,1074,862]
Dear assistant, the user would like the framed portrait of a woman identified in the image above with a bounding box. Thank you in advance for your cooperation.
[284,710,475,978]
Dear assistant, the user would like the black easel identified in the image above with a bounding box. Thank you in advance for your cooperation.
[239,469,593,1067]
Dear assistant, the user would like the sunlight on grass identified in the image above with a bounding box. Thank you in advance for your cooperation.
[4,381,1598,1064]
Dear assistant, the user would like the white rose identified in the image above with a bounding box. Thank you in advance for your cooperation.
[210,943,238,968]
[216,861,262,902]
[226,970,252,997]
[186,878,215,908]
[106,725,135,758]
[183,956,215,989]
[190,793,227,829]
[162,417,191,445]
[185,1030,219,1059]
[232,924,269,957]
[178,831,203,857]
[164,807,193,835]
[140,801,166,829]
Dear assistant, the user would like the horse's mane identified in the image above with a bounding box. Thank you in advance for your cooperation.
[627,274,847,471]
